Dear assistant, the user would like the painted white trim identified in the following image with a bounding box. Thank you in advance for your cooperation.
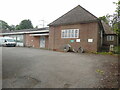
[30,33,49,36]
[0,30,49,35]
[61,29,79,38]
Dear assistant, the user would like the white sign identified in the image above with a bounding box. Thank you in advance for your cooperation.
[76,39,80,42]
[88,39,93,42]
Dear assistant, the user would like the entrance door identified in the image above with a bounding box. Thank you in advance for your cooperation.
[40,36,45,48]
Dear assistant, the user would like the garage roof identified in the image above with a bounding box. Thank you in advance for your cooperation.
[0,27,49,35]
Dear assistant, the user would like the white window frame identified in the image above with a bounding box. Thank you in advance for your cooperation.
[107,36,114,41]
[61,29,79,38]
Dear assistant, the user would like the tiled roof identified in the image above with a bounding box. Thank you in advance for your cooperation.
[101,21,116,34]
[48,5,98,26]
[0,27,49,33]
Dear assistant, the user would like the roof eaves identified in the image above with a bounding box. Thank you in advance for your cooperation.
[49,19,99,26]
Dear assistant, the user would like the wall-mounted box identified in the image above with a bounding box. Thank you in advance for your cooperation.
[88,39,93,42]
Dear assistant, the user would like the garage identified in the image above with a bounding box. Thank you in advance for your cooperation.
[0,28,49,48]
[8,35,24,46]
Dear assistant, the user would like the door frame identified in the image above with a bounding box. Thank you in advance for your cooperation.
[40,36,45,48]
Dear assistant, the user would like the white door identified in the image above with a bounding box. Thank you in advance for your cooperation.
[40,36,45,48]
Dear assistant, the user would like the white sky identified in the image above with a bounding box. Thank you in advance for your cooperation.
[0,0,118,27]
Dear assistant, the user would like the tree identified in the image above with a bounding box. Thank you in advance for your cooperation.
[111,1,120,34]
[112,0,120,44]
[9,25,16,30]
[17,19,34,30]
[0,20,11,30]
[99,1,120,44]
[99,15,111,25]
[15,25,21,30]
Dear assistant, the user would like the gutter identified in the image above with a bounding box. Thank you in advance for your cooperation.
[0,30,49,35]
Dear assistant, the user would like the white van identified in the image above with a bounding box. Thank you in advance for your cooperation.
[0,37,16,47]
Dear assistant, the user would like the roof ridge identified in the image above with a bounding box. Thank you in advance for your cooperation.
[48,5,98,26]
[78,5,98,19]
[48,5,80,26]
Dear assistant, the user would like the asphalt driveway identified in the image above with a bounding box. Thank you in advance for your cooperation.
[2,47,118,88]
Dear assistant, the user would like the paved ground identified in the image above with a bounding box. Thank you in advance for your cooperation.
[2,47,118,88]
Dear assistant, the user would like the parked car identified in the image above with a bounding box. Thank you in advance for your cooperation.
[0,37,16,47]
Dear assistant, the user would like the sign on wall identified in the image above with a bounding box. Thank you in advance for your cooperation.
[88,39,93,42]
[70,40,74,43]
[76,39,80,42]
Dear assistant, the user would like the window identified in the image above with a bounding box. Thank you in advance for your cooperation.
[61,30,64,38]
[71,29,74,38]
[107,36,114,41]
[75,29,79,37]
[61,29,79,38]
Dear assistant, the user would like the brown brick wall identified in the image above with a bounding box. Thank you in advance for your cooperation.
[24,34,49,49]
[25,34,40,48]
[49,22,100,52]
[49,27,55,50]
[45,36,49,49]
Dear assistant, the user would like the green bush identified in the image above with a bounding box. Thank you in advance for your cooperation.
[91,52,113,55]
[97,52,113,55]
[114,46,120,54]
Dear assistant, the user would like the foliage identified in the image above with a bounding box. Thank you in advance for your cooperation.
[9,25,16,30]
[17,19,33,30]
[96,69,104,75]
[99,15,111,25]
[112,1,120,34]
[94,52,113,55]
[114,46,120,54]
[0,20,11,30]
[0,19,34,30]
[15,25,21,30]
[113,0,120,45]
[100,1,120,44]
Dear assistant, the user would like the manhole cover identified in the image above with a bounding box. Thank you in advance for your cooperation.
[12,76,40,88]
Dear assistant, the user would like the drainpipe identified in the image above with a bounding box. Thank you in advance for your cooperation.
[53,27,55,50]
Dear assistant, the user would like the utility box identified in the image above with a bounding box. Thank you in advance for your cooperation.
[109,45,114,52]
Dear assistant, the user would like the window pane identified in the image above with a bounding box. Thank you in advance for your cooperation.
[112,36,114,41]
[68,30,71,38]
[61,29,79,38]
[107,36,109,41]
[66,30,69,38]
[107,36,114,41]
[71,30,74,38]
[75,30,78,37]
[65,30,67,38]
[70,30,72,38]
[61,30,64,38]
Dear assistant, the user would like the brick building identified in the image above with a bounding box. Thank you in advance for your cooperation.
[48,5,117,52]
[0,27,49,48]
[0,5,117,52]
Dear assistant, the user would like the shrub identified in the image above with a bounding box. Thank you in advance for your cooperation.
[114,46,120,54]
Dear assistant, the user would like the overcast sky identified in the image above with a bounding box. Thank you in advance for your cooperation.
[0,0,118,27]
